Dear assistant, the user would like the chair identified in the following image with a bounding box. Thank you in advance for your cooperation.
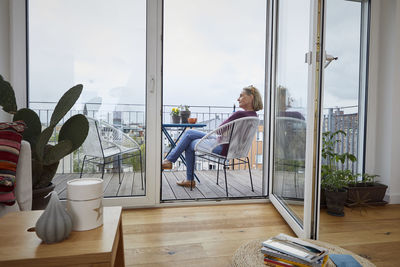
[194,117,260,197]
[80,117,143,188]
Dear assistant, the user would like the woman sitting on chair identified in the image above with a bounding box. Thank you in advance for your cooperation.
[162,85,263,188]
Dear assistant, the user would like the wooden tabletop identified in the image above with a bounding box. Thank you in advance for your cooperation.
[0,206,122,267]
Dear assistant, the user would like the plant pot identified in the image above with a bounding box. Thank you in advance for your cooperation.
[32,182,56,210]
[325,189,347,217]
[180,110,191,123]
[345,183,388,206]
[171,115,181,124]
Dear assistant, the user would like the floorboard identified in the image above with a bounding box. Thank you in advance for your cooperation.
[121,203,400,267]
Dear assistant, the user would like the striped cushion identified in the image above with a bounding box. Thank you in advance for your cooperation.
[0,121,25,206]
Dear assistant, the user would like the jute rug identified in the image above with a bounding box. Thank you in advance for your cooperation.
[231,239,375,267]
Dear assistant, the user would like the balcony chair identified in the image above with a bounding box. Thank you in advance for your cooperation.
[194,117,260,197]
[80,117,143,189]
[274,116,306,198]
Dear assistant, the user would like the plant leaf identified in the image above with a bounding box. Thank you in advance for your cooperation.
[43,140,73,165]
[35,126,55,160]
[0,75,18,113]
[58,114,89,153]
[13,108,42,150]
[49,84,83,127]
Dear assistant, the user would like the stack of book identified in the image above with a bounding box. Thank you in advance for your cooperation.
[261,234,329,267]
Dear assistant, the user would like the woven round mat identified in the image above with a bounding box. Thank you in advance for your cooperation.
[231,239,375,267]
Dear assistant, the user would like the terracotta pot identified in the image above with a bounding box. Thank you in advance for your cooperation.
[188,118,197,124]
[32,182,56,210]
[325,189,347,217]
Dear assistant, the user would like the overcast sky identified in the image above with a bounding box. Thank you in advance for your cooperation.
[28,0,362,115]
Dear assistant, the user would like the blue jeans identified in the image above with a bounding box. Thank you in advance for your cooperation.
[166,129,222,181]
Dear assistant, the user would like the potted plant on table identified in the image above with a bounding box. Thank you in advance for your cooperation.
[180,105,191,123]
[170,107,181,123]
[0,75,89,209]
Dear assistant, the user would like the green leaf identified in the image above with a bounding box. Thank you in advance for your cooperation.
[13,108,42,150]
[43,140,73,165]
[0,75,18,113]
[58,114,89,153]
[50,84,83,127]
[35,126,55,160]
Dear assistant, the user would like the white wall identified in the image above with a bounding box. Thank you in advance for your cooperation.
[0,0,12,122]
[0,0,10,80]
[366,0,400,204]
[0,0,26,122]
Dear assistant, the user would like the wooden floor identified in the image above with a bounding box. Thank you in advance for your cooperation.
[121,203,400,267]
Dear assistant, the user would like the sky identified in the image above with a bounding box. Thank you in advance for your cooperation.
[28,0,363,117]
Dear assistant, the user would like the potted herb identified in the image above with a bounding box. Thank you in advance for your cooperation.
[180,105,191,123]
[321,130,357,216]
[170,107,181,123]
[0,75,89,209]
[346,173,388,206]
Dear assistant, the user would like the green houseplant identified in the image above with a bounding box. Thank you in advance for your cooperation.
[0,75,89,209]
[321,130,357,216]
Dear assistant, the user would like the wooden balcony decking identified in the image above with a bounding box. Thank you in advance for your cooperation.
[162,169,264,200]
[53,169,303,200]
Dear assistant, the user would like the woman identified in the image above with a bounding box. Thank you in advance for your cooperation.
[162,85,263,187]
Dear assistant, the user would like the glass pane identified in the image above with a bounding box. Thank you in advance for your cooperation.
[162,0,266,200]
[322,0,364,173]
[272,0,310,224]
[28,0,146,198]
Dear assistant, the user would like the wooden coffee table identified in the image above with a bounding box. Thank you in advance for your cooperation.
[0,206,124,267]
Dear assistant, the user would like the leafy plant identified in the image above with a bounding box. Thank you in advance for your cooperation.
[0,74,89,189]
[170,107,180,116]
[180,105,190,112]
[348,173,380,187]
[321,130,357,192]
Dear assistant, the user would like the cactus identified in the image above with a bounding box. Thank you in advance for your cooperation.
[0,75,17,114]
[0,75,89,189]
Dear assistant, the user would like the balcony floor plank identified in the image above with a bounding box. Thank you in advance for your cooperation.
[53,169,267,200]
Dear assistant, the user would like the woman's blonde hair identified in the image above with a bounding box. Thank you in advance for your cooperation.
[243,85,263,111]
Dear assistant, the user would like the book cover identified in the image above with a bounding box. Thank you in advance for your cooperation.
[264,256,298,267]
[261,247,311,266]
[262,234,328,263]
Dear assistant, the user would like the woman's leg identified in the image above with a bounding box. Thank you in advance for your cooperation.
[166,129,205,163]
[184,140,200,181]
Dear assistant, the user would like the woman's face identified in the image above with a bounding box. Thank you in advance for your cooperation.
[237,90,254,111]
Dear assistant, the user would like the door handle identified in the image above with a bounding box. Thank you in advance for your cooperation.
[324,52,338,68]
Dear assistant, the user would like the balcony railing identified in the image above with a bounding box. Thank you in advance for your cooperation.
[29,102,264,174]
[29,102,359,175]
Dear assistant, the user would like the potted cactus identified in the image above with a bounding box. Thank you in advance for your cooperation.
[0,75,89,209]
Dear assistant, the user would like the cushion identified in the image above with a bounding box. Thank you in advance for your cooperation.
[0,121,25,206]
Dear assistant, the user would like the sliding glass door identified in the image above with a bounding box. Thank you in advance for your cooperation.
[268,0,325,238]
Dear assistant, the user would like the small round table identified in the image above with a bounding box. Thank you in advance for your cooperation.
[231,239,375,267]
